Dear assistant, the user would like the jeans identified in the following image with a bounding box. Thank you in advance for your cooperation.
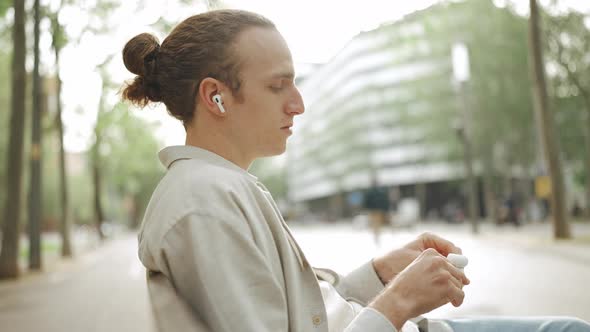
[445,317,590,332]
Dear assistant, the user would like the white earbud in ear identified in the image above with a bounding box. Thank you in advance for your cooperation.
[212,94,226,113]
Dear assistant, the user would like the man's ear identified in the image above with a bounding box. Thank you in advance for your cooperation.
[198,77,227,116]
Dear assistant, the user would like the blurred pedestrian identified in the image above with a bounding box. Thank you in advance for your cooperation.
[572,200,582,218]
[502,192,520,227]
[388,186,400,225]
[363,176,390,245]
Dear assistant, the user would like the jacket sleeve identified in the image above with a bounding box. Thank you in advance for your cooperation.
[346,308,398,332]
[159,212,289,332]
[316,263,398,332]
[336,260,385,305]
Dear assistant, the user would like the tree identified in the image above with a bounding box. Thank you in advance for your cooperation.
[0,0,10,17]
[97,103,163,229]
[0,0,26,279]
[528,0,570,239]
[49,0,72,256]
[545,9,590,215]
[90,59,114,240]
[27,0,42,270]
[88,54,164,231]
[0,37,11,231]
[388,0,536,219]
[51,0,125,241]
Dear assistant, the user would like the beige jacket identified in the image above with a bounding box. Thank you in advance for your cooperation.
[138,146,399,332]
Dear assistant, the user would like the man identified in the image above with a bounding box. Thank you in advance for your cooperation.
[363,175,390,245]
[122,9,590,332]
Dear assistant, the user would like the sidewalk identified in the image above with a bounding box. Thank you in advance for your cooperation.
[0,233,154,332]
[415,221,590,264]
[1,220,588,329]
[290,220,590,321]
[14,225,128,277]
[294,218,590,262]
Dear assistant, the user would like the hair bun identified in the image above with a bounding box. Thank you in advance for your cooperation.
[122,33,160,76]
[121,33,162,107]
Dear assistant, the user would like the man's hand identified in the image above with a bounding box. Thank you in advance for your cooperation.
[372,232,466,285]
[369,248,469,330]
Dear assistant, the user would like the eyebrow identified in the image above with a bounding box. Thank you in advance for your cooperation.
[269,71,296,81]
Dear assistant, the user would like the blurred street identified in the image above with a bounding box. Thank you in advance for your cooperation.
[0,221,589,332]
[0,233,154,332]
[292,221,590,321]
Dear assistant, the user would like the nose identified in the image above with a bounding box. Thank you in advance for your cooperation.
[286,87,305,115]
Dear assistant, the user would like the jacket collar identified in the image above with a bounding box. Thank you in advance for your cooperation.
[158,145,258,182]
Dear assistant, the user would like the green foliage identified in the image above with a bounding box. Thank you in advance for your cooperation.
[69,167,94,224]
[19,239,59,259]
[390,0,537,178]
[0,50,9,217]
[41,125,60,223]
[92,102,164,224]
[48,10,66,53]
[250,157,287,200]
[82,0,120,34]
[40,117,94,227]
[552,92,585,145]
[0,0,10,18]
[545,9,590,176]
[0,50,9,125]
[465,0,536,170]
[301,0,539,193]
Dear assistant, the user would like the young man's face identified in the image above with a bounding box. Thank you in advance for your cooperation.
[225,27,305,160]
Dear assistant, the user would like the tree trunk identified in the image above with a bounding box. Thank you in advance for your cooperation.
[582,98,590,217]
[0,0,27,279]
[127,194,141,229]
[528,0,570,239]
[553,36,590,219]
[92,154,106,241]
[555,37,590,218]
[462,134,479,233]
[415,182,426,220]
[55,49,72,257]
[483,169,497,223]
[458,81,479,234]
[28,0,42,271]
[583,113,590,218]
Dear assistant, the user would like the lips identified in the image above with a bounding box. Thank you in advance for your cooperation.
[280,124,293,130]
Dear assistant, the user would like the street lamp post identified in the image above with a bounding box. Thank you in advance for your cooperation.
[452,42,479,234]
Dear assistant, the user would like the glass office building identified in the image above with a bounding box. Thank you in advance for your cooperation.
[287,0,533,219]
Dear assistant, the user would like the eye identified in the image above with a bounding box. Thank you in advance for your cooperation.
[269,86,283,93]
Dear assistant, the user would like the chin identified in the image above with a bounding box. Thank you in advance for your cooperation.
[263,144,287,157]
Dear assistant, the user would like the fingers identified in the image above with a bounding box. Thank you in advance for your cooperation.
[448,271,463,289]
[448,280,465,307]
[420,250,470,287]
[420,237,470,286]
[436,267,466,308]
[445,264,467,307]
[445,261,470,285]
[430,254,468,308]
[420,232,462,256]
[390,249,468,317]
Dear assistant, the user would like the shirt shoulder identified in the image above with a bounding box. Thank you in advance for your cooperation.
[138,157,262,271]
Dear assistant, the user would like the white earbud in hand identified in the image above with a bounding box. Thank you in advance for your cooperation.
[447,253,468,271]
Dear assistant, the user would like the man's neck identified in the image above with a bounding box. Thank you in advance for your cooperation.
[185,125,252,170]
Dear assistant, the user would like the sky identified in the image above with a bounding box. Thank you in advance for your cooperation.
[15,0,589,153]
